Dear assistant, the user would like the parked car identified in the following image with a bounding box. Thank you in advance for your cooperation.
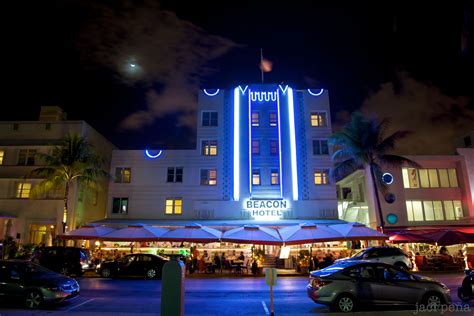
[340,246,412,270]
[32,246,92,276]
[307,260,451,312]
[97,253,169,279]
[0,260,79,309]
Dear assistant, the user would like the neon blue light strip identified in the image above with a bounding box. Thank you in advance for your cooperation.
[145,150,163,159]
[307,88,324,96]
[203,89,220,96]
[276,90,283,199]
[233,88,240,201]
[248,89,252,195]
[287,88,299,200]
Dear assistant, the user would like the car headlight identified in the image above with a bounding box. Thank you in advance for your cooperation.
[96,263,101,269]
[45,286,60,291]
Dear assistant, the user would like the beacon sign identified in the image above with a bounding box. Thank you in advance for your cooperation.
[244,199,290,220]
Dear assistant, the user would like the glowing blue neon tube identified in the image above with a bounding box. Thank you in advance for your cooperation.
[287,88,299,200]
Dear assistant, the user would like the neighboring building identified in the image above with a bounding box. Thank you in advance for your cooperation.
[97,85,340,227]
[337,150,474,232]
[0,106,115,244]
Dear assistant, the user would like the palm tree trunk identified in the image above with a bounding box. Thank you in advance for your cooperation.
[369,164,385,233]
[63,181,70,233]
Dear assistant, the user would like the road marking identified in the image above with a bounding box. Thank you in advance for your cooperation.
[261,300,270,315]
[67,298,95,311]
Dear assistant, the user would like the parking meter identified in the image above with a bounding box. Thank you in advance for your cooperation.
[161,259,185,316]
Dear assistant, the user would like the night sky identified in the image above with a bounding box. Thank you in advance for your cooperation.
[5,1,474,154]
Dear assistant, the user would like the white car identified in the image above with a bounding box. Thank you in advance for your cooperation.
[341,246,413,271]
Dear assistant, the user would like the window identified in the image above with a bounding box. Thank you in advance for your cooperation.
[251,112,259,127]
[402,168,419,188]
[201,169,217,185]
[314,170,329,185]
[312,140,329,155]
[167,167,183,183]
[406,200,463,221]
[448,169,458,187]
[45,123,51,130]
[201,140,217,156]
[13,123,19,131]
[17,149,36,165]
[0,150,4,165]
[112,198,128,214]
[202,111,218,127]
[16,183,31,198]
[310,112,327,127]
[165,198,182,215]
[114,167,131,183]
[252,140,260,155]
[402,168,458,188]
[428,169,439,187]
[271,169,279,185]
[269,140,278,156]
[269,112,277,126]
[252,169,261,186]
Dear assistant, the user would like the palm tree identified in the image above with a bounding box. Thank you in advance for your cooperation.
[329,112,417,232]
[28,134,109,233]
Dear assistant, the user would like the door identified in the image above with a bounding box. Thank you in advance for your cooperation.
[0,263,24,299]
[117,255,137,276]
[346,265,377,303]
[371,265,422,304]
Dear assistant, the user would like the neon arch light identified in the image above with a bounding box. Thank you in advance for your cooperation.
[145,150,163,159]
[279,85,288,94]
[307,88,324,96]
[203,89,220,96]
[238,85,248,95]
[233,88,240,201]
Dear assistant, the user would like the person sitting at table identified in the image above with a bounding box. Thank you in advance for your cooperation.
[238,251,245,261]
[220,252,226,272]
[212,253,221,273]
[439,246,449,256]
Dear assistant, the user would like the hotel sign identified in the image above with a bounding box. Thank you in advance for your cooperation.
[244,199,290,219]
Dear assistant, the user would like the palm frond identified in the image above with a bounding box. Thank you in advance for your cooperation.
[375,130,413,152]
[330,158,363,181]
[378,154,421,168]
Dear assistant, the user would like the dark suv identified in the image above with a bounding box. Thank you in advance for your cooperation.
[32,247,92,276]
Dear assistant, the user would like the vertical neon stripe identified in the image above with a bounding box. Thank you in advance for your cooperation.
[287,88,299,200]
[233,88,240,201]
[248,89,252,195]
[276,90,283,199]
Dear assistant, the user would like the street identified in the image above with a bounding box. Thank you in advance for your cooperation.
[0,273,472,315]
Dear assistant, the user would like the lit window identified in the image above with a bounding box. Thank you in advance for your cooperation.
[201,140,218,156]
[17,149,36,166]
[310,112,327,127]
[201,169,217,185]
[16,182,31,198]
[252,169,261,186]
[438,169,450,188]
[202,111,218,127]
[0,150,4,165]
[402,168,419,188]
[252,140,260,155]
[448,169,458,187]
[444,200,455,220]
[423,201,434,221]
[411,201,424,221]
[269,140,278,156]
[167,167,183,183]
[419,169,429,188]
[454,200,463,219]
[271,169,279,185]
[112,197,128,214]
[251,112,259,127]
[433,201,444,220]
[312,140,329,155]
[314,170,329,185]
[428,169,439,187]
[269,112,277,127]
[406,200,463,222]
[165,198,182,215]
[114,167,131,183]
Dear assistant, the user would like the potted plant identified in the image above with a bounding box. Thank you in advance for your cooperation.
[298,250,311,274]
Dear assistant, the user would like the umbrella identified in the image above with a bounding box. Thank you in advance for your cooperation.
[159,223,222,243]
[58,225,117,240]
[423,230,474,246]
[101,225,169,242]
[330,222,389,240]
[279,223,343,245]
[222,225,282,245]
[388,231,433,243]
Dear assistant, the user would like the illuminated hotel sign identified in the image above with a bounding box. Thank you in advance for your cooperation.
[244,199,290,219]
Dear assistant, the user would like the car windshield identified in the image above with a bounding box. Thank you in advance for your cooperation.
[19,262,55,276]
[351,250,366,259]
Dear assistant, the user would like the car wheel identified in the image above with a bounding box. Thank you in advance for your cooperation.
[146,268,157,279]
[394,262,408,271]
[335,294,356,313]
[423,293,443,309]
[101,268,112,278]
[25,290,43,309]
[60,267,69,275]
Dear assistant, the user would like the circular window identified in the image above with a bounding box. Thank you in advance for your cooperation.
[385,193,396,203]
[386,213,398,225]
[382,172,394,185]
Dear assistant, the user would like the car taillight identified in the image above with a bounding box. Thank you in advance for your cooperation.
[310,277,332,288]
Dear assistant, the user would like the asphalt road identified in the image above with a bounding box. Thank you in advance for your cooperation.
[0,273,472,315]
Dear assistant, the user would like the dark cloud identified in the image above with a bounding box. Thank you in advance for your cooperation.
[78,0,237,130]
[359,71,473,155]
